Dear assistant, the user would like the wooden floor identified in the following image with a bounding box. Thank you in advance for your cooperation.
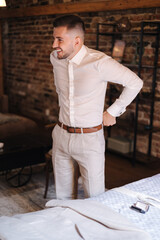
[1,152,160,194]
[0,152,160,216]
[105,152,160,189]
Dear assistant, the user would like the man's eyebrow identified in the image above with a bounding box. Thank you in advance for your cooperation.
[53,36,63,40]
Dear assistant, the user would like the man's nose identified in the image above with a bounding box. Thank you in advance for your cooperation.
[52,42,56,49]
[52,39,58,49]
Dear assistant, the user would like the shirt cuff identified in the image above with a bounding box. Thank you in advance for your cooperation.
[107,104,126,117]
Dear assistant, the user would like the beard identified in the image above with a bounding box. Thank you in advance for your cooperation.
[56,45,75,60]
[57,50,69,59]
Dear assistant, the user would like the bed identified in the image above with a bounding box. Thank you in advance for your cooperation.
[0,174,159,240]
[0,112,38,139]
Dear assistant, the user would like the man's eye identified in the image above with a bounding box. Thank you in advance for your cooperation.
[58,39,63,42]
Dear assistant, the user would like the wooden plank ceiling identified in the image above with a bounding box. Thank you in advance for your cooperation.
[0,0,160,19]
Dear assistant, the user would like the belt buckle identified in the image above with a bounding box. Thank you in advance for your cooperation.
[67,126,76,133]
[66,126,70,133]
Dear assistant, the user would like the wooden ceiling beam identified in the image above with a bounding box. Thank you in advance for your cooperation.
[0,0,160,19]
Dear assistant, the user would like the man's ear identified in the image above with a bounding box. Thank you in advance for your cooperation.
[75,36,81,46]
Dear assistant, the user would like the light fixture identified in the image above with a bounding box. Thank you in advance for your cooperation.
[0,0,6,7]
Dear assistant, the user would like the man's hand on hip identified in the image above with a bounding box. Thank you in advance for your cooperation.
[103,111,116,126]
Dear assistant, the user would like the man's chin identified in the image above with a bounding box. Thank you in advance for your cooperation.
[57,53,68,60]
[57,55,63,59]
[57,52,62,59]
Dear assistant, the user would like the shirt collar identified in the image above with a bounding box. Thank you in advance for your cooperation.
[69,45,87,65]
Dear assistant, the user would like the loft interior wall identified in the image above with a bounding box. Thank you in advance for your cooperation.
[0,0,160,158]
[0,21,3,96]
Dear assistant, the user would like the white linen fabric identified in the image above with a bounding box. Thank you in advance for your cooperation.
[91,174,160,240]
[0,175,159,240]
[113,186,160,209]
[52,124,105,199]
[50,45,143,128]
[0,200,151,240]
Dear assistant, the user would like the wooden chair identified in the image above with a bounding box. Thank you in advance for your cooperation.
[44,149,53,198]
[43,123,55,198]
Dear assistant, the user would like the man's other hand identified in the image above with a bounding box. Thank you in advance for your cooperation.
[103,111,116,126]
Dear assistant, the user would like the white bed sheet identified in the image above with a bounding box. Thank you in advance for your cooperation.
[0,174,159,240]
[91,173,160,240]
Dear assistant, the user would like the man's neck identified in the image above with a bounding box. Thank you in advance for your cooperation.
[68,44,83,60]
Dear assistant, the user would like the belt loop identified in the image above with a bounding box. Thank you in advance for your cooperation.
[61,123,63,128]
[81,128,83,134]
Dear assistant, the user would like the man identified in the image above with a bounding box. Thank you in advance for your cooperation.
[50,14,143,199]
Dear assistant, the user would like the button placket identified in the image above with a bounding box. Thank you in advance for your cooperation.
[68,61,75,127]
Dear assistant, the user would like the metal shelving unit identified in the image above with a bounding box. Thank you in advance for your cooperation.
[96,21,160,164]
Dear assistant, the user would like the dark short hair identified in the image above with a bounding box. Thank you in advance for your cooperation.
[53,14,85,33]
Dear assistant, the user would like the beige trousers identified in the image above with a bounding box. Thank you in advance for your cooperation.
[52,124,105,199]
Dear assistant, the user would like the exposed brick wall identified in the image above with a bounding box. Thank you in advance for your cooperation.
[2,1,160,159]
[3,15,59,123]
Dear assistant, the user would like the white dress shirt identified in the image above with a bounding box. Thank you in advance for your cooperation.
[50,45,143,128]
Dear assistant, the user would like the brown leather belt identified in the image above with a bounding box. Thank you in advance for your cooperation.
[58,121,102,134]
